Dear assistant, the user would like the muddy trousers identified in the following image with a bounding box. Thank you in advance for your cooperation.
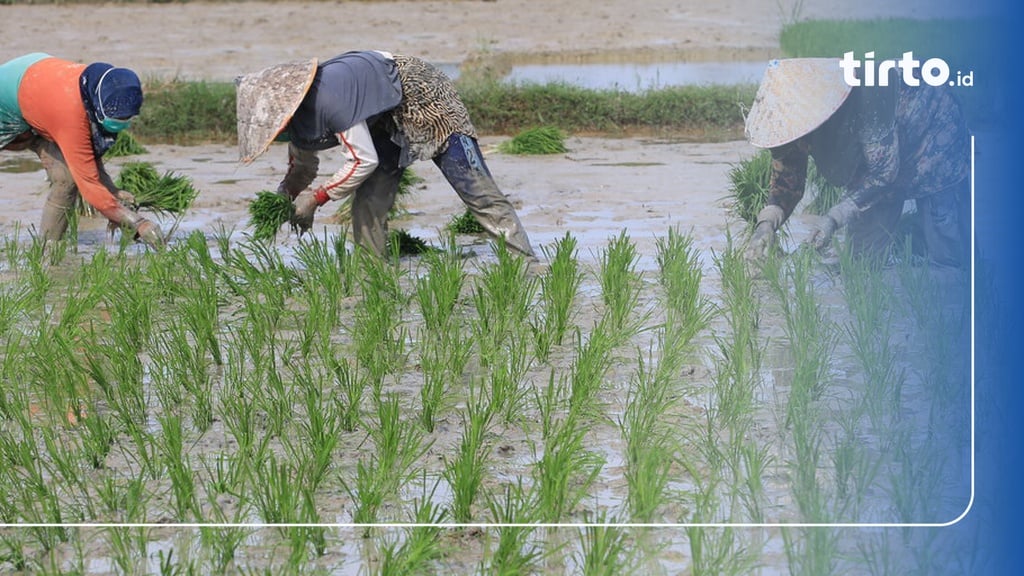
[847,178,970,270]
[26,135,119,240]
[351,133,535,258]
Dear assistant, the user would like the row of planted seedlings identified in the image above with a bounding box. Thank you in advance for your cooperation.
[732,236,974,576]
[0,223,733,574]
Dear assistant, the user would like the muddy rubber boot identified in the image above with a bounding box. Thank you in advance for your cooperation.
[350,167,401,257]
[31,137,80,240]
[434,134,535,258]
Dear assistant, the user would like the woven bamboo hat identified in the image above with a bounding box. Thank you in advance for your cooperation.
[745,58,853,149]
[236,58,318,163]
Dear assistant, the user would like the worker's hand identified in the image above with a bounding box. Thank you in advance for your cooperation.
[806,215,838,250]
[744,205,784,263]
[745,220,776,261]
[290,190,320,235]
[276,182,298,200]
[115,189,137,207]
[134,218,165,249]
[805,198,858,251]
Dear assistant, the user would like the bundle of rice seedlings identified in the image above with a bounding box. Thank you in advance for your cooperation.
[388,229,435,255]
[248,191,295,241]
[728,150,846,226]
[497,126,567,155]
[103,131,148,158]
[115,161,199,215]
[727,149,772,226]
[446,208,486,234]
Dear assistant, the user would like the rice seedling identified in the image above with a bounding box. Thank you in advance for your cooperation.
[252,452,304,527]
[287,362,342,491]
[482,479,545,576]
[619,348,680,522]
[156,413,202,521]
[351,249,409,392]
[533,377,604,523]
[415,236,470,430]
[372,393,431,497]
[447,208,487,234]
[576,512,636,576]
[247,190,295,241]
[782,526,840,576]
[497,126,568,155]
[324,352,364,433]
[444,395,494,523]
[532,232,584,361]
[472,237,538,369]
[838,245,904,429]
[373,480,447,576]
[103,130,148,158]
[598,230,647,345]
[709,237,762,430]
[108,526,151,576]
[200,525,249,575]
[115,161,199,215]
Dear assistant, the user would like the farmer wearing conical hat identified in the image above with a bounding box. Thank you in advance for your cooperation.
[1,53,163,248]
[744,58,969,268]
[236,50,535,258]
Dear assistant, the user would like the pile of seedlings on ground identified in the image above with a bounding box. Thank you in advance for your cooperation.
[497,126,568,155]
[446,209,486,234]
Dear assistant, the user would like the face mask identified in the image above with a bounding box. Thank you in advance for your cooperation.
[101,117,132,133]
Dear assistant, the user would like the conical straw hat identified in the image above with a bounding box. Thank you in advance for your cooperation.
[236,58,318,163]
[745,58,853,149]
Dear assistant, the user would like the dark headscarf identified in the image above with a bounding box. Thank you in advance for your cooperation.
[79,63,143,155]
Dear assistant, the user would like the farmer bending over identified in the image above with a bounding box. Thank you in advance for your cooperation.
[0,53,163,247]
[236,50,535,258]
[744,58,969,269]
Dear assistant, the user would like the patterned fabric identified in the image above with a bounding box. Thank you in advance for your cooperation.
[766,84,969,221]
[390,54,477,167]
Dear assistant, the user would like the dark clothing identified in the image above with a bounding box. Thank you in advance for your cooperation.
[768,83,970,267]
[288,51,402,151]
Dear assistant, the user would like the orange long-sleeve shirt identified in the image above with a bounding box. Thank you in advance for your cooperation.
[17,57,120,221]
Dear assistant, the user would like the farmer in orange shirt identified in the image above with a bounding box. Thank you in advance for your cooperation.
[1,53,162,247]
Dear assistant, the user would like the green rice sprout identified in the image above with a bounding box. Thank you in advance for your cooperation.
[497,126,568,155]
[446,208,486,234]
[115,161,199,215]
[247,191,295,241]
[103,131,148,158]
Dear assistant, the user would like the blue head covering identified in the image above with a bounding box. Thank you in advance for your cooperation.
[79,63,143,155]
[80,63,143,125]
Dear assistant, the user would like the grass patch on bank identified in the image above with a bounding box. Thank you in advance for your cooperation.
[128,77,754,144]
